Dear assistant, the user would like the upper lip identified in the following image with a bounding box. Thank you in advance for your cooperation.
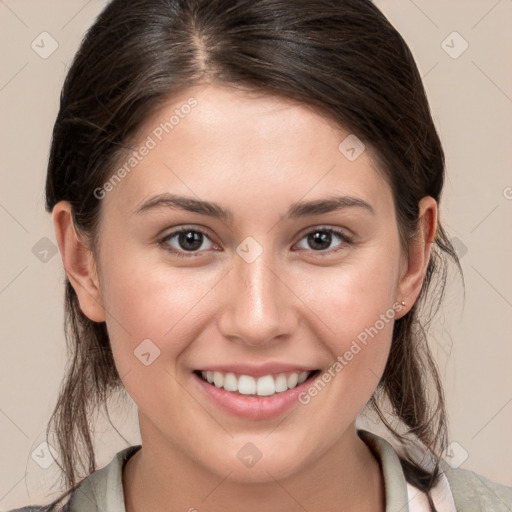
[196,363,319,378]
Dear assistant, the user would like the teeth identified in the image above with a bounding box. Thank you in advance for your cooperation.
[275,374,288,392]
[238,375,256,395]
[256,375,275,396]
[199,370,314,397]
[213,371,224,388]
[297,371,309,384]
[223,373,238,392]
[287,373,298,388]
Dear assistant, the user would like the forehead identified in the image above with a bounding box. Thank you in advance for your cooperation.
[102,83,392,218]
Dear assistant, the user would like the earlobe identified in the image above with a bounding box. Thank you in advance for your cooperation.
[396,196,437,317]
[52,201,106,322]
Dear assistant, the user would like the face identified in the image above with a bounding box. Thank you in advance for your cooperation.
[82,83,411,482]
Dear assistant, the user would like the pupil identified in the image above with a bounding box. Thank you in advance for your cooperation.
[309,231,331,250]
[180,231,202,251]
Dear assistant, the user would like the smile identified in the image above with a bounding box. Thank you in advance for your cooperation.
[195,369,320,397]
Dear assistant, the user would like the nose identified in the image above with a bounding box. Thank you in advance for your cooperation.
[217,247,299,348]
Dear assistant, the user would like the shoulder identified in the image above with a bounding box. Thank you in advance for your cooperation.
[441,460,512,511]
[67,444,141,510]
[6,496,72,512]
[6,505,69,512]
[6,508,53,512]
[7,445,141,512]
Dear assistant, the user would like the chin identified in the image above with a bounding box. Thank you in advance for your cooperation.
[202,444,311,484]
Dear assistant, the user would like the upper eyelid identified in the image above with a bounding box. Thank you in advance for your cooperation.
[296,225,351,239]
[161,224,349,239]
[160,226,214,245]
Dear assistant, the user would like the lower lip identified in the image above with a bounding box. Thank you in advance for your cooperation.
[193,372,319,420]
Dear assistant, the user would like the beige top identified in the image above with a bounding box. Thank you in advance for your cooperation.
[11,428,512,511]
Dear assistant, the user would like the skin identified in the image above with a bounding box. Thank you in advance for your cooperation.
[53,83,437,512]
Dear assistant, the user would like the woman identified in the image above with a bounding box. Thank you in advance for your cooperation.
[11,0,512,511]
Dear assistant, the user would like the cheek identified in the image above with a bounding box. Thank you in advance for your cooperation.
[295,249,401,343]
[291,249,401,401]
[98,253,221,375]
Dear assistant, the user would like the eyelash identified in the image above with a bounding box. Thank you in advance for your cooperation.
[158,226,353,258]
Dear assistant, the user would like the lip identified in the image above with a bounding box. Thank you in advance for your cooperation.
[196,363,318,378]
[192,369,320,420]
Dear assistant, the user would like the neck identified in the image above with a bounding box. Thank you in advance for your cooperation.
[123,422,385,512]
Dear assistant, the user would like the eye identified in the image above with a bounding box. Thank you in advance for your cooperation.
[294,227,352,254]
[159,227,215,257]
[159,226,352,258]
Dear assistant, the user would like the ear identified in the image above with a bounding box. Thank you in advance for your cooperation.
[395,196,437,318]
[52,201,106,322]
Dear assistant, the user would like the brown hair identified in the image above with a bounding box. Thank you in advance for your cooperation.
[44,0,462,509]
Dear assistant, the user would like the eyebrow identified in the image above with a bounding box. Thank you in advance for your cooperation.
[134,193,375,220]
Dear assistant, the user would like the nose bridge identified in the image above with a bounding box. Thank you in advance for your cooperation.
[218,243,295,346]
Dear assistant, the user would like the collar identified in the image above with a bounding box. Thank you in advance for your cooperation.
[357,428,411,511]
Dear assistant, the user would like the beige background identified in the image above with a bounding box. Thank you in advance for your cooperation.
[1,0,511,508]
